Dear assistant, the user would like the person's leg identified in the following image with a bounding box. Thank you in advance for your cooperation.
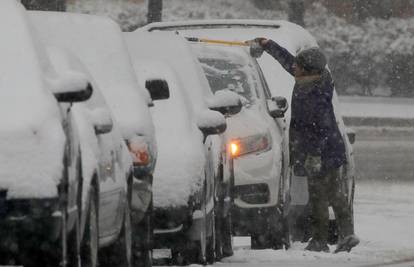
[327,168,353,238]
[306,175,329,251]
[326,167,359,252]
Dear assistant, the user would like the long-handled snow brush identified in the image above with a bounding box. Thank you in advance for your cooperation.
[185,37,264,58]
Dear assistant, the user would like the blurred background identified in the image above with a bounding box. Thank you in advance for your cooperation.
[21,0,414,98]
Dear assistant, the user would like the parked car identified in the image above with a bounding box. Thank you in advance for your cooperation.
[0,2,98,266]
[30,11,157,266]
[188,42,290,249]
[141,19,357,244]
[49,46,136,267]
[125,32,241,264]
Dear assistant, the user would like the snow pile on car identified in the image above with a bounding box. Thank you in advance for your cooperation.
[29,11,155,141]
[130,60,206,208]
[0,0,66,199]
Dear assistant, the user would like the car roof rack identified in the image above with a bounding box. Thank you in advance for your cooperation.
[148,23,280,32]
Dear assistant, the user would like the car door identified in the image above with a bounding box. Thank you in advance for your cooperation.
[85,99,126,239]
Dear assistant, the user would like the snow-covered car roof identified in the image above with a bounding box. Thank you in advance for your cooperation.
[140,19,317,102]
[29,11,155,140]
[125,31,215,116]
[130,60,206,208]
[140,20,349,125]
[0,0,66,199]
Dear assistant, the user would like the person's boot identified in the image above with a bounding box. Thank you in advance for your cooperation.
[334,234,360,253]
[305,238,329,252]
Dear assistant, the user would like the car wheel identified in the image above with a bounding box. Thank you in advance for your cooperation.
[206,210,215,264]
[172,199,209,265]
[100,200,133,267]
[80,187,99,267]
[215,195,233,260]
[133,200,154,267]
[251,208,288,250]
[38,201,81,267]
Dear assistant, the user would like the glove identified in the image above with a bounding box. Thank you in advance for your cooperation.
[245,38,267,58]
[245,37,267,47]
[304,155,322,177]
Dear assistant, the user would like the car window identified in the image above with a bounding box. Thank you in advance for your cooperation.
[198,57,261,106]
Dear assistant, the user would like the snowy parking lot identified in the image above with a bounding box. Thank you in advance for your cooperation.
[154,126,414,267]
[153,181,414,267]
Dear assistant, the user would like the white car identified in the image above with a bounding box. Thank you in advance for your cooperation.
[189,43,290,249]
[125,32,241,264]
[30,11,157,266]
[142,19,356,244]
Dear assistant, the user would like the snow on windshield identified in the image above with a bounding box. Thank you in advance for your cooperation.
[192,44,262,106]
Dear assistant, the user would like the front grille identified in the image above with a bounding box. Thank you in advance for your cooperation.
[235,183,270,204]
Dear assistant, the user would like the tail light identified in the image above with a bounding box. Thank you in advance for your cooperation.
[127,137,150,166]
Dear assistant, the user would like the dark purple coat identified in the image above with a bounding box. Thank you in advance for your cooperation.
[263,40,346,173]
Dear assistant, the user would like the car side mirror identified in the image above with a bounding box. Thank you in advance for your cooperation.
[208,90,242,116]
[46,47,94,103]
[267,96,289,118]
[345,127,356,145]
[89,108,113,135]
[145,79,170,100]
[54,83,93,103]
[197,110,227,138]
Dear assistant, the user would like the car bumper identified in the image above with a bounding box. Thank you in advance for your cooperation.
[233,148,282,209]
[232,204,282,236]
[152,205,214,248]
[0,198,62,257]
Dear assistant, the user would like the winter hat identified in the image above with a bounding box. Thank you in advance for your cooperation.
[296,48,327,73]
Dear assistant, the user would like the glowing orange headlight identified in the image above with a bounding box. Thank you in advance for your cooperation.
[230,142,239,157]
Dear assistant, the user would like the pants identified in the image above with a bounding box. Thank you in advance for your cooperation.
[308,167,353,243]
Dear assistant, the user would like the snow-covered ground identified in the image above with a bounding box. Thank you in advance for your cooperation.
[154,181,414,267]
[339,96,414,119]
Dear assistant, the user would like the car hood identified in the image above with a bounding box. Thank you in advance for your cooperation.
[225,105,270,140]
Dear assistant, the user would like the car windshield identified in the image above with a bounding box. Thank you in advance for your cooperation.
[198,56,261,106]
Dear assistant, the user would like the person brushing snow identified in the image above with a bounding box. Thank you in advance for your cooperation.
[246,38,359,253]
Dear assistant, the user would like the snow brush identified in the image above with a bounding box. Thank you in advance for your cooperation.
[185,37,264,58]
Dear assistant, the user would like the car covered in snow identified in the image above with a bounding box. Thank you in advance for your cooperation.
[29,11,157,265]
[0,2,133,267]
[141,19,357,244]
[189,43,291,249]
[125,31,241,264]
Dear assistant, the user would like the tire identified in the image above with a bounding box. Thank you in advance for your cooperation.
[172,187,210,265]
[80,187,99,267]
[133,201,153,267]
[214,197,233,260]
[30,203,80,267]
[251,208,289,250]
[205,210,215,265]
[100,201,133,267]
